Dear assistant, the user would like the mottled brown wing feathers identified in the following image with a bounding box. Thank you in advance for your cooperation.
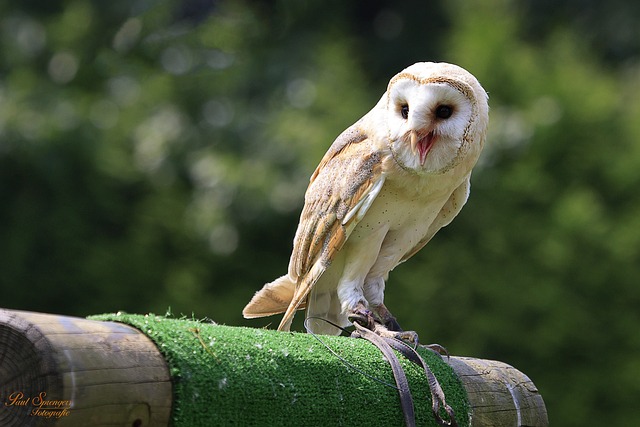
[277,127,384,331]
[309,125,368,183]
[289,134,382,281]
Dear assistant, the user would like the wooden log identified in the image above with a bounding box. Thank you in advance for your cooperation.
[0,309,547,426]
[0,309,172,427]
[448,357,548,426]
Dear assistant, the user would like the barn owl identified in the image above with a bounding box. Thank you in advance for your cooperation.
[243,62,489,340]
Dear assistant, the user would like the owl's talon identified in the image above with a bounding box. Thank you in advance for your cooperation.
[421,343,449,358]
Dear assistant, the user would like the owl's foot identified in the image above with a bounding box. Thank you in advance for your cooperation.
[348,303,419,345]
[372,323,419,345]
[372,303,404,331]
[347,303,376,330]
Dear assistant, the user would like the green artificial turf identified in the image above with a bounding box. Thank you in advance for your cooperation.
[90,313,469,427]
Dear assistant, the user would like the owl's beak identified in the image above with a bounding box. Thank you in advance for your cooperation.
[410,130,437,166]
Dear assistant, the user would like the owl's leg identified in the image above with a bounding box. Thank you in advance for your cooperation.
[359,276,418,343]
[362,277,400,330]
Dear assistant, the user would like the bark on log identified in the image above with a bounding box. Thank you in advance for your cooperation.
[448,357,548,426]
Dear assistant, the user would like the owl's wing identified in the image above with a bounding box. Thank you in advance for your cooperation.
[276,125,385,331]
[399,175,471,264]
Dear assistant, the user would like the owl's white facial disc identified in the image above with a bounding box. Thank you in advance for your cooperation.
[387,77,476,174]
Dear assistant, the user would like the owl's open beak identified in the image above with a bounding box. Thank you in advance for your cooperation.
[410,130,437,166]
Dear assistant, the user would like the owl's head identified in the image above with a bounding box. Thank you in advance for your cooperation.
[385,62,489,175]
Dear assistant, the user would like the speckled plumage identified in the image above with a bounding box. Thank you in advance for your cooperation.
[243,62,489,335]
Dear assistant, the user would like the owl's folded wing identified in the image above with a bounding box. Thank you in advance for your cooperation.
[278,126,385,330]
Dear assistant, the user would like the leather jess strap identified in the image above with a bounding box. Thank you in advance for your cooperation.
[350,321,458,427]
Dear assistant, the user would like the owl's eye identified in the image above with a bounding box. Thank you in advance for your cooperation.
[435,105,453,119]
[400,104,409,120]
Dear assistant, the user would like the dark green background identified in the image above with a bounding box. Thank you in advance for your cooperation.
[2,1,640,425]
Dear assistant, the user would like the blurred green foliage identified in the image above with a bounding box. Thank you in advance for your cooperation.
[1,0,640,425]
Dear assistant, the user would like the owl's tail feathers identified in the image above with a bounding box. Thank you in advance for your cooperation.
[242,275,305,323]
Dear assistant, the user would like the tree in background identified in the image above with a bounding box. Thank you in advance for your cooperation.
[1,1,640,425]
